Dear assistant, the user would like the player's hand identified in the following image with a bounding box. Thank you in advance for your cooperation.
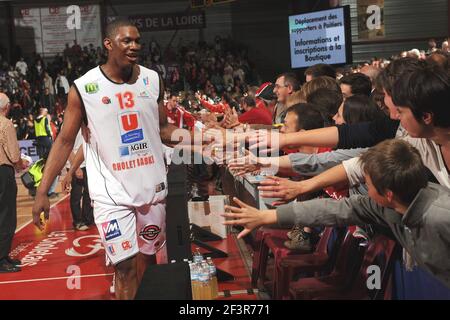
[61,173,72,194]
[32,191,50,231]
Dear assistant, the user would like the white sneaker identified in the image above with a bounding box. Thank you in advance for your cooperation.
[75,224,89,231]
[110,274,116,295]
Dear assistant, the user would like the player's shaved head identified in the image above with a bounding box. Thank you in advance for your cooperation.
[105,19,137,39]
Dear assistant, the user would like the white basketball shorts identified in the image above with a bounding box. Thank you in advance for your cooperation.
[94,201,166,265]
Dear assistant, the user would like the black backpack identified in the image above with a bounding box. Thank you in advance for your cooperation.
[20,171,35,189]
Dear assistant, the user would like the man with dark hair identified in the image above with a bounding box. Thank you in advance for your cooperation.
[232,96,272,126]
[166,93,196,129]
[104,19,137,41]
[377,58,425,100]
[283,103,325,134]
[281,72,301,92]
[392,65,450,132]
[339,72,372,99]
[224,139,450,288]
[304,63,336,82]
[273,72,299,124]
[32,19,201,299]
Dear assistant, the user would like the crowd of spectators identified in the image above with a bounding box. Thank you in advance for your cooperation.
[0,35,262,142]
[0,40,107,141]
[215,37,450,298]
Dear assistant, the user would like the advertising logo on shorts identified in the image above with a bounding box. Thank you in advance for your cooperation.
[107,244,116,256]
[102,220,122,241]
[139,225,161,241]
[121,240,133,251]
[118,111,144,144]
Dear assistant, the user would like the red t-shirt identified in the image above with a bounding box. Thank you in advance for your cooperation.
[166,105,196,129]
[256,98,276,118]
[176,108,196,129]
[238,105,272,125]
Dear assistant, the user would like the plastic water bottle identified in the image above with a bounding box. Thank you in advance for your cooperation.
[206,257,218,299]
[189,262,200,300]
[199,262,212,300]
[193,248,203,264]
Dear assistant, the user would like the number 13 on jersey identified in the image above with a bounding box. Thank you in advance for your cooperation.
[116,91,135,109]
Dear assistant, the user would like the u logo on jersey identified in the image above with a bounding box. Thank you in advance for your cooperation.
[118,111,144,144]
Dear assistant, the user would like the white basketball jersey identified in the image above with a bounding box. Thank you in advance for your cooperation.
[74,65,167,207]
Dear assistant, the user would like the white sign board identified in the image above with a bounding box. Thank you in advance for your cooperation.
[14,5,102,57]
[289,6,351,68]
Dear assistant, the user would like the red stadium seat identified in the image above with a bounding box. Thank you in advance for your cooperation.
[274,227,346,299]
[252,226,346,299]
[250,227,290,286]
[289,234,398,300]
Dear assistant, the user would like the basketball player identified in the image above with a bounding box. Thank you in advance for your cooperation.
[32,19,197,299]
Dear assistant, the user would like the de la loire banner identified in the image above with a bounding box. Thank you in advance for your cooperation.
[129,11,206,32]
